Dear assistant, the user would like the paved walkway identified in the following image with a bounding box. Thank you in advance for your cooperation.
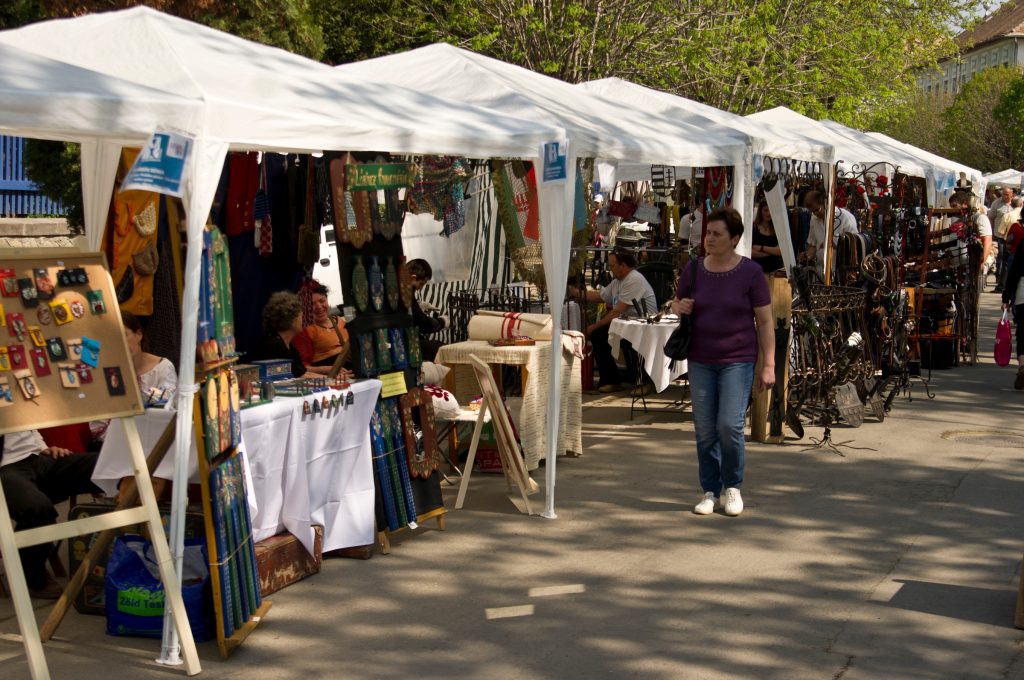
[2,290,1023,679]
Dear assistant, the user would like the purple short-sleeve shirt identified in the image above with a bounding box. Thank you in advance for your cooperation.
[676,257,771,364]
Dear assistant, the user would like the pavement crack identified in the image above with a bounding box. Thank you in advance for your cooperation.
[832,654,854,679]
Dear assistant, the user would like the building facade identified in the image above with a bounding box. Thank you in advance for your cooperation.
[918,1,1024,95]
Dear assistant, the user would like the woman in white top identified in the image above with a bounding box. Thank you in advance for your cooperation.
[121,311,177,395]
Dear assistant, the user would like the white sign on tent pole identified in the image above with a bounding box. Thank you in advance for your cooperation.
[121,129,194,197]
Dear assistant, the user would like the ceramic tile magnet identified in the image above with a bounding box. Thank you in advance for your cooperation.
[50,298,73,326]
[33,268,54,301]
[0,269,19,297]
[104,366,126,396]
[14,369,40,400]
[46,336,67,362]
[7,344,26,369]
[57,362,79,388]
[66,337,82,361]
[30,348,51,377]
[86,289,106,315]
[18,277,38,307]
[0,377,13,406]
[80,336,100,368]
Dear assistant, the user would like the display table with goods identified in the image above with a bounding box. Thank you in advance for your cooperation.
[94,379,381,554]
[435,337,583,470]
[608,317,688,393]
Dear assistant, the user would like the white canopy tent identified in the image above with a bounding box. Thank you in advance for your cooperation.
[985,168,1024,187]
[338,42,760,520]
[580,78,836,254]
[0,5,567,661]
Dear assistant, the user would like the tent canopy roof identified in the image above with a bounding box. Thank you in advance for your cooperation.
[864,131,985,188]
[581,78,834,165]
[0,41,200,143]
[984,168,1023,186]
[337,43,749,167]
[748,107,931,179]
[0,7,561,158]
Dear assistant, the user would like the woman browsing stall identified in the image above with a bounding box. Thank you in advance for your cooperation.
[248,291,314,379]
[671,207,776,517]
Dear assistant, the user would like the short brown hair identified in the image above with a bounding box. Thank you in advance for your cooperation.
[707,207,745,239]
[610,247,637,269]
[804,190,825,211]
[262,291,302,333]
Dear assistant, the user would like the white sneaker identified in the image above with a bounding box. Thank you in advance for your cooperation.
[693,491,718,515]
[723,487,744,516]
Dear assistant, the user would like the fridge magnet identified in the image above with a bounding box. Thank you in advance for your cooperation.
[46,336,67,362]
[86,289,106,314]
[76,363,93,384]
[57,362,80,388]
[36,304,52,325]
[69,297,86,319]
[7,312,25,340]
[27,325,45,347]
[50,298,73,325]
[30,348,51,376]
[0,269,19,297]
[33,268,55,300]
[104,366,126,396]
[81,336,100,367]
[8,344,26,369]
[18,277,38,307]
[14,369,40,400]
[66,337,82,360]
[0,376,13,405]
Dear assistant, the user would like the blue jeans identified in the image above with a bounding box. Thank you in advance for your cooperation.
[688,361,755,496]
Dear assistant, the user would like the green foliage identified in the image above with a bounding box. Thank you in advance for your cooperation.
[22,141,83,229]
[941,65,1023,172]
[994,75,1024,167]
[312,0,436,65]
[871,89,954,160]
[0,0,42,29]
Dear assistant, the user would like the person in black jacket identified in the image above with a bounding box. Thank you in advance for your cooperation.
[1001,237,1024,389]
[1,431,102,598]
[407,259,447,362]
[248,291,312,379]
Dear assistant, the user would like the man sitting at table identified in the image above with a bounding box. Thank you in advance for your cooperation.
[1,429,103,598]
[569,248,657,394]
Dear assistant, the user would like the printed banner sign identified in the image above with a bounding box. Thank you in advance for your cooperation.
[345,163,414,190]
[121,129,194,197]
[541,141,568,184]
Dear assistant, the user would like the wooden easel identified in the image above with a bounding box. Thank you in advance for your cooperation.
[0,418,200,679]
[0,249,200,678]
[454,355,539,515]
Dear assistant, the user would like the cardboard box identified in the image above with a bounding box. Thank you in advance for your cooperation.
[254,526,323,596]
[67,500,206,616]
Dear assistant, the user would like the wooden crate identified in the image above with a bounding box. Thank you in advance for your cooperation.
[254,526,323,596]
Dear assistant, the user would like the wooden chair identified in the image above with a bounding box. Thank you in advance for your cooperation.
[455,354,539,515]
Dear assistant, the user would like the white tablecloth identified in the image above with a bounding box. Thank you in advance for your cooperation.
[609,319,688,393]
[94,379,381,554]
[436,338,582,470]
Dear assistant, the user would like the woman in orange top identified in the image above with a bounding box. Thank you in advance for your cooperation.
[293,283,352,378]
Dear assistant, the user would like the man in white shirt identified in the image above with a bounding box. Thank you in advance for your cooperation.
[1,429,101,598]
[802,190,859,276]
[949,191,994,269]
[569,248,657,393]
[992,190,1020,292]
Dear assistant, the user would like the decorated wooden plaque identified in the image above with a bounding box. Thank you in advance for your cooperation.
[0,249,143,435]
[399,387,441,478]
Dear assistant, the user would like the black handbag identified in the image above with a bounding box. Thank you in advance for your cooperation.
[664,258,698,365]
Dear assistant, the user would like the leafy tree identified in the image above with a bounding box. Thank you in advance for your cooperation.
[313,0,435,65]
[993,74,1024,168]
[22,141,83,227]
[871,89,954,160]
[941,65,1023,172]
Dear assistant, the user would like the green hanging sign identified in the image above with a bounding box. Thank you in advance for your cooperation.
[346,163,414,190]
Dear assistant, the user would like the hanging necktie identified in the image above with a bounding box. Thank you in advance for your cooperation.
[255,157,273,256]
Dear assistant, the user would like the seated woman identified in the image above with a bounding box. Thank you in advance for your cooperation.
[122,311,177,397]
[248,291,313,379]
[293,283,353,378]
[751,200,784,274]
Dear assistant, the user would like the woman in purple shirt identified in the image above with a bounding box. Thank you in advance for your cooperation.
[672,207,776,517]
